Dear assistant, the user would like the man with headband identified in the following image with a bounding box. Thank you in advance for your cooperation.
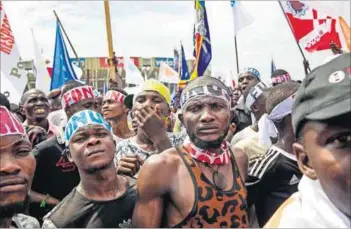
[246,81,302,227]
[132,76,249,228]
[116,79,185,177]
[29,80,99,222]
[266,53,351,228]
[42,110,136,228]
[235,67,261,133]
[270,69,292,87]
[0,106,39,228]
[102,89,135,144]
[232,82,271,160]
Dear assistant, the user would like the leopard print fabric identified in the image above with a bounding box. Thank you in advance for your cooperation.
[174,146,249,228]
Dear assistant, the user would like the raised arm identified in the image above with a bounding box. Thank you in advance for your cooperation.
[132,151,175,227]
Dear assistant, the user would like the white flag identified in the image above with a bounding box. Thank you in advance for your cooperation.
[0,2,27,104]
[158,62,179,84]
[124,56,144,85]
[230,1,254,36]
[32,29,51,94]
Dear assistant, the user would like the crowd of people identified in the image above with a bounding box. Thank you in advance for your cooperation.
[0,53,350,228]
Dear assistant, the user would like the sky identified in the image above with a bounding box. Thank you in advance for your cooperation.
[2,1,350,82]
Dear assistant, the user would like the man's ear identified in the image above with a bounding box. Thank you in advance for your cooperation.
[178,113,184,125]
[251,104,259,113]
[66,148,74,163]
[293,142,317,180]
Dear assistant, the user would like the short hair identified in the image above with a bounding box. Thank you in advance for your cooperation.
[182,76,231,97]
[0,93,10,110]
[20,89,46,105]
[271,69,289,78]
[266,81,300,114]
[60,80,86,96]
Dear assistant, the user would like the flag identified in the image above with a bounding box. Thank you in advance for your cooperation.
[230,0,254,36]
[191,0,212,79]
[339,16,351,52]
[51,21,78,90]
[179,43,190,88]
[124,56,144,85]
[281,1,342,53]
[158,62,179,84]
[271,58,276,74]
[103,81,108,94]
[0,1,27,104]
[32,29,51,94]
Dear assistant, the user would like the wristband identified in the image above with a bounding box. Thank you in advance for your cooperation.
[40,194,50,208]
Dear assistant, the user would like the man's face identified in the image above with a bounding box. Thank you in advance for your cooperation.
[296,113,351,217]
[133,91,169,117]
[238,72,259,92]
[68,125,115,173]
[0,135,36,217]
[232,86,241,106]
[102,99,126,121]
[66,98,98,119]
[181,96,230,148]
[23,91,50,121]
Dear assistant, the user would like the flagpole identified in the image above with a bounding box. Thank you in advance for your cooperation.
[277,1,311,73]
[53,10,83,72]
[234,36,240,74]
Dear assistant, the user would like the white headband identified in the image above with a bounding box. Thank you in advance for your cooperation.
[245,82,269,111]
[258,93,295,147]
[61,86,95,109]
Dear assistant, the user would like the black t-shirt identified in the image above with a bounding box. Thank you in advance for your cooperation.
[29,135,80,221]
[246,145,303,227]
[43,177,137,228]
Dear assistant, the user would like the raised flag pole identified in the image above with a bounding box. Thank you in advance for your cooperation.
[104,0,121,89]
[53,10,84,73]
[277,1,311,74]
[234,36,240,74]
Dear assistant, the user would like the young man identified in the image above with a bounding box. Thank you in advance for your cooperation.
[116,79,185,176]
[246,82,302,227]
[102,89,135,144]
[42,110,136,228]
[0,106,39,228]
[270,69,292,87]
[20,89,59,138]
[232,82,271,160]
[266,53,351,228]
[235,67,261,133]
[29,81,98,222]
[132,77,249,228]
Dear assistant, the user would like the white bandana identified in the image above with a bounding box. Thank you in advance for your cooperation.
[258,93,295,147]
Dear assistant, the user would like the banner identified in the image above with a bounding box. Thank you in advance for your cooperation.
[70,58,86,68]
[155,57,174,68]
[99,57,139,68]
[0,1,27,104]
[158,62,179,84]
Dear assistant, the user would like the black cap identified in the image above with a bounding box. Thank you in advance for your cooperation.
[124,94,134,109]
[292,53,351,137]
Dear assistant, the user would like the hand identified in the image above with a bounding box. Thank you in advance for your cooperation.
[134,105,167,142]
[117,155,144,177]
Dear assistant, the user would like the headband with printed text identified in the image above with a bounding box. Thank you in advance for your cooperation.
[0,106,28,139]
[64,109,112,145]
[61,86,96,109]
[104,90,126,104]
[180,85,231,109]
[245,82,270,111]
[271,73,291,85]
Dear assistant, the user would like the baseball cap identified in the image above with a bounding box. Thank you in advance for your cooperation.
[292,53,351,137]
[124,79,171,109]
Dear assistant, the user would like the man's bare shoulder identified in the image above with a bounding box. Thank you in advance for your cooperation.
[143,147,182,172]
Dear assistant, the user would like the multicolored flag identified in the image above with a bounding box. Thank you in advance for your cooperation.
[179,43,190,88]
[191,0,212,79]
[51,21,78,90]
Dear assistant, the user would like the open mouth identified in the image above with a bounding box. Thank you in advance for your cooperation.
[34,108,47,114]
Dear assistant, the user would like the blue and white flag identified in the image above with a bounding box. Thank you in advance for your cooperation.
[51,21,78,90]
[230,0,254,36]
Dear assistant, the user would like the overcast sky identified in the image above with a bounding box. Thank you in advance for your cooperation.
[3,1,350,82]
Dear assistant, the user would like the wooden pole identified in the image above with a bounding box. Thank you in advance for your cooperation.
[234,36,240,74]
[53,10,84,72]
[278,1,311,73]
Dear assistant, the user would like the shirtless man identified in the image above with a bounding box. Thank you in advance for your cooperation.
[132,76,249,228]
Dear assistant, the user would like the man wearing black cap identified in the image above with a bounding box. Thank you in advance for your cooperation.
[265,53,351,228]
